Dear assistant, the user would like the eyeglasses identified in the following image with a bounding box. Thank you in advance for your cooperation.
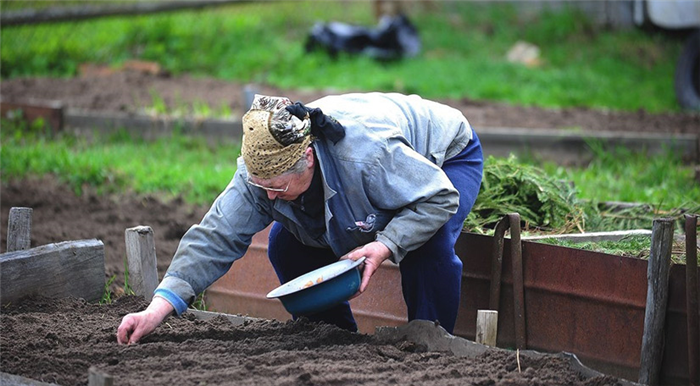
[246,176,291,192]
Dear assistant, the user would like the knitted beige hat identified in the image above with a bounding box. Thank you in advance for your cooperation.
[241,95,312,179]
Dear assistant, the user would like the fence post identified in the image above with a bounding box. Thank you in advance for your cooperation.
[7,207,32,252]
[639,218,674,386]
[125,226,159,301]
[88,366,113,386]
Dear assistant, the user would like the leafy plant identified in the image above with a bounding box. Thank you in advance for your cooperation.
[464,155,586,234]
[100,274,118,305]
[190,292,207,311]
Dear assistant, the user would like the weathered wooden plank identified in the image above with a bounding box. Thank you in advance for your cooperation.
[639,218,674,386]
[7,207,33,252]
[125,226,159,301]
[64,109,243,140]
[88,367,113,386]
[0,239,105,304]
[0,371,59,386]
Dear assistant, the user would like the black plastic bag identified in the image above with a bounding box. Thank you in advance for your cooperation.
[305,14,421,60]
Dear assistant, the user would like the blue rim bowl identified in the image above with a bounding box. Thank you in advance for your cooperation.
[266,257,365,316]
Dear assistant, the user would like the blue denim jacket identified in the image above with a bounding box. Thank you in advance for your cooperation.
[155,93,474,314]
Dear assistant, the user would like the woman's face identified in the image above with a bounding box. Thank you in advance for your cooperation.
[249,172,309,201]
[247,148,315,201]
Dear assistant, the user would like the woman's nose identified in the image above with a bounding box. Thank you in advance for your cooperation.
[267,191,278,200]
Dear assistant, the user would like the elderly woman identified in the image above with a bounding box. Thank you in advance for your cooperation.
[117,92,483,344]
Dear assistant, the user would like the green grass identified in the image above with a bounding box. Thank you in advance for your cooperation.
[536,235,690,264]
[1,1,686,112]
[2,115,240,205]
[527,141,700,210]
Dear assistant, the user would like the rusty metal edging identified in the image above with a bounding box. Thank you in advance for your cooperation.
[457,229,700,385]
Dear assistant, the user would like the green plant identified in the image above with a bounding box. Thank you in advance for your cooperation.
[1,115,240,204]
[464,155,586,234]
[537,234,693,264]
[100,274,117,305]
[530,141,700,210]
[146,90,168,116]
[190,292,207,311]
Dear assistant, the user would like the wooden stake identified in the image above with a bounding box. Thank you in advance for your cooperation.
[88,366,113,386]
[7,207,32,252]
[476,310,498,347]
[639,218,674,386]
[125,226,159,301]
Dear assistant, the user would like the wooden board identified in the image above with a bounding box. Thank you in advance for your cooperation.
[0,239,105,304]
[0,371,59,386]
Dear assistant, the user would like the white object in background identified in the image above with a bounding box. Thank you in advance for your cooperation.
[643,0,700,28]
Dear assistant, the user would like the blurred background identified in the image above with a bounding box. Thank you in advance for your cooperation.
[2,0,699,112]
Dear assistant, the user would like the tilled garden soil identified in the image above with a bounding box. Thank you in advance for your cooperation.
[0,296,624,386]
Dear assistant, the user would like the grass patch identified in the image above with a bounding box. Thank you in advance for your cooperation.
[526,142,700,210]
[2,115,240,205]
[536,235,692,264]
[1,1,686,112]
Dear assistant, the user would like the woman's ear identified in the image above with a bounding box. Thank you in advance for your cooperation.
[305,147,315,169]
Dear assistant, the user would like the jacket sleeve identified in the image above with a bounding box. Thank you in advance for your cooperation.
[155,162,273,315]
[369,142,459,264]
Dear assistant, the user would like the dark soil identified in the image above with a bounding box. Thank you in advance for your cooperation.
[0,296,624,386]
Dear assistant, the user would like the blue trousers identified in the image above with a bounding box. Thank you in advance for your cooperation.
[268,133,483,334]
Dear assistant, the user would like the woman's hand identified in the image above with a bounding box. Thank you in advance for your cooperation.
[343,241,392,295]
[117,296,174,345]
